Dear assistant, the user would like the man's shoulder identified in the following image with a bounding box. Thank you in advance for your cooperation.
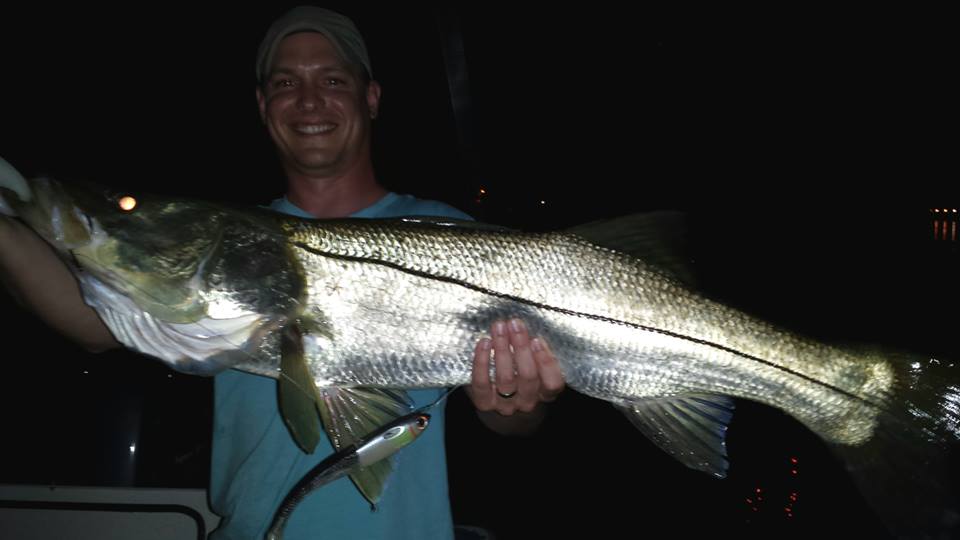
[368,193,473,221]
[265,193,473,221]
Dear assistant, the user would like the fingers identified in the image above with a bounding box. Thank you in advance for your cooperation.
[491,321,518,407]
[466,318,564,416]
[507,319,542,414]
[531,337,565,402]
[468,337,495,411]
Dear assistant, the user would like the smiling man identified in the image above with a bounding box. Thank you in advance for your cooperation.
[206,7,566,540]
[0,6,563,540]
[257,30,384,216]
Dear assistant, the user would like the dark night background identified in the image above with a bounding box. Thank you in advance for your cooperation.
[0,4,956,539]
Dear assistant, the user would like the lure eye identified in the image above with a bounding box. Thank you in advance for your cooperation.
[416,415,429,430]
[118,196,137,212]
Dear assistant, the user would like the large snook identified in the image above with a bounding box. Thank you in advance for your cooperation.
[1,158,957,538]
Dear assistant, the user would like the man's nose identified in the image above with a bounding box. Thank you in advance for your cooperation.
[296,83,324,111]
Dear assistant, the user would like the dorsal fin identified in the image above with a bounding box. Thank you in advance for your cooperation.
[567,211,696,286]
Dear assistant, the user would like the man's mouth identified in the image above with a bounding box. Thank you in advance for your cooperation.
[293,123,337,135]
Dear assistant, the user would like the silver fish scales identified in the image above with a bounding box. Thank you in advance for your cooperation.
[1,158,957,538]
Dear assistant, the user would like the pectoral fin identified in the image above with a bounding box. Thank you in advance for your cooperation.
[277,320,414,504]
[315,386,414,506]
[278,322,322,453]
[617,394,735,478]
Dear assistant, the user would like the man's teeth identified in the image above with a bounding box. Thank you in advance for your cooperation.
[295,124,336,135]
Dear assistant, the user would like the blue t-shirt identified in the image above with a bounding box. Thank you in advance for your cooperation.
[209,192,471,540]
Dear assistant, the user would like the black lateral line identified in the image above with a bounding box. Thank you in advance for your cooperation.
[293,242,881,408]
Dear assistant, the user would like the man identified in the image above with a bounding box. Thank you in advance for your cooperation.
[0,6,564,539]
[211,6,565,539]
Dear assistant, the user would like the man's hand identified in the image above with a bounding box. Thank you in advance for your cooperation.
[465,319,565,435]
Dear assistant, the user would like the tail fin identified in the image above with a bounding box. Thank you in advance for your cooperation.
[830,350,960,539]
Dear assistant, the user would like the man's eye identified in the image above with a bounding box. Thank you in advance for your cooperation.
[273,79,295,88]
[326,78,345,87]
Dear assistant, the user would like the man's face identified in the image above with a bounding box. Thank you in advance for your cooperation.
[257,32,381,178]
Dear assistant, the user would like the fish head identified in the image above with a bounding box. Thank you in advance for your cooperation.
[1,157,229,322]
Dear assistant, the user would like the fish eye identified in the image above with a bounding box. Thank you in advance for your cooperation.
[118,196,137,212]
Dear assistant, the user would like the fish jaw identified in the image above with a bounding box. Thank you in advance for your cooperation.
[0,156,32,216]
[0,167,97,253]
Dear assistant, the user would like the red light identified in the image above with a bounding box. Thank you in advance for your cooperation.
[790,457,798,464]
[791,470,798,475]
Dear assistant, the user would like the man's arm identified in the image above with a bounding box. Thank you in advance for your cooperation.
[0,216,119,353]
[466,319,565,436]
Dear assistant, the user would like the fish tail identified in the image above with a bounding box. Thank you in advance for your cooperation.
[828,349,960,539]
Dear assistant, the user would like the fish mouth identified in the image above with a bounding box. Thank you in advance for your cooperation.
[0,156,33,216]
[35,179,100,250]
[0,167,99,253]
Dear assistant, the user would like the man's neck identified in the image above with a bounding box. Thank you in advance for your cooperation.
[284,164,388,219]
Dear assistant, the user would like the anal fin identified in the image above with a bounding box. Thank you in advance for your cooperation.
[617,394,735,478]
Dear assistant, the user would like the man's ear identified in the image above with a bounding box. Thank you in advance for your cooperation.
[256,86,266,123]
[367,80,382,120]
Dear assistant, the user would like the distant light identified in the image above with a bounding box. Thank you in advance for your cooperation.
[118,196,137,212]
[791,469,798,475]
[167,374,173,379]
[954,209,958,213]
[790,457,798,464]
[756,488,763,493]
[129,444,136,453]
[479,188,487,195]
[540,200,546,205]
[934,209,940,213]
[83,370,89,374]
